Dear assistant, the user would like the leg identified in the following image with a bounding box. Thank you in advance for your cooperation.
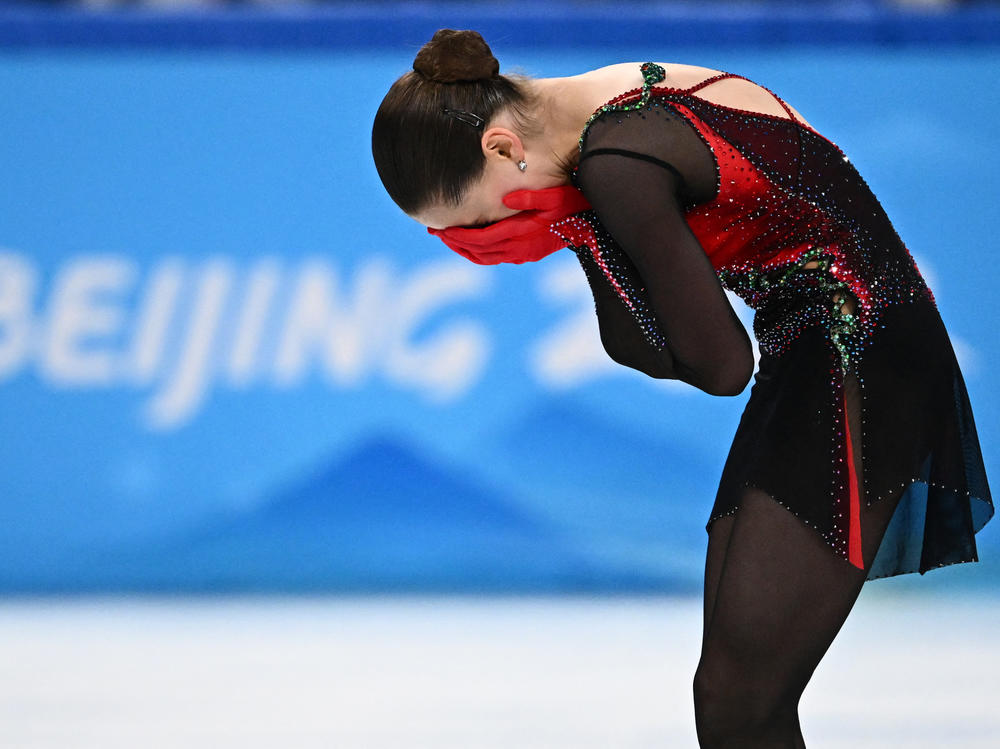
[702,512,735,645]
[694,488,867,748]
[694,373,904,748]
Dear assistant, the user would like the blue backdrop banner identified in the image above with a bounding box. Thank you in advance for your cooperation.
[0,23,997,593]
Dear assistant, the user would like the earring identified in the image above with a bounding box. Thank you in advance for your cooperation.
[517,160,527,172]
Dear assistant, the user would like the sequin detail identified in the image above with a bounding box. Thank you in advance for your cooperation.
[706,477,982,580]
[578,62,666,152]
[718,248,855,365]
[556,62,992,578]
[550,210,670,352]
[572,64,935,378]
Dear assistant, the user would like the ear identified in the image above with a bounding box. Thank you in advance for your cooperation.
[481,126,525,166]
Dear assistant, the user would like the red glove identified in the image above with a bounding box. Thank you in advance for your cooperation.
[426,185,592,265]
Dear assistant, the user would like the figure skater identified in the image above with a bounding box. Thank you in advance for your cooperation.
[371,29,994,747]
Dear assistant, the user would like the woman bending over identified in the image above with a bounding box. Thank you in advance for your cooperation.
[372,29,994,747]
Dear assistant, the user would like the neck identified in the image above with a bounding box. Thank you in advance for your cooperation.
[524,75,598,180]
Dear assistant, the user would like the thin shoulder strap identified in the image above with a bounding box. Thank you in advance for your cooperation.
[685,72,740,94]
[685,72,798,120]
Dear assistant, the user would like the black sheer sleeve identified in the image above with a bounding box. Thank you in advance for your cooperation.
[572,106,754,396]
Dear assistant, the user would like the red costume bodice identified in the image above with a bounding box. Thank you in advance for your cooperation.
[555,64,933,372]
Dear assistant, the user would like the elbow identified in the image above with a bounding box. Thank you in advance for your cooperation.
[700,369,752,396]
[606,348,675,380]
[600,330,677,379]
[685,347,755,397]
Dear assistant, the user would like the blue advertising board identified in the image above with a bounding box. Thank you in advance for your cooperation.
[0,15,997,592]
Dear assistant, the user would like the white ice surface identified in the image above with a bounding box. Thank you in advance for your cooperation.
[0,591,996,748]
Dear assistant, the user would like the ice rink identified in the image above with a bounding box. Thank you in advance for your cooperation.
[0,590,996,748]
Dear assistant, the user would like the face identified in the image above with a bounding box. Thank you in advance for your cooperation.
[409,125,564,230]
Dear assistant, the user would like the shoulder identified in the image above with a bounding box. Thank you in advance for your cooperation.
[585,62,814,131]
[584,62,728,91]
[577,100,719,206]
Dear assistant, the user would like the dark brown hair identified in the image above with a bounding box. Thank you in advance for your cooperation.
[371,29,537,215]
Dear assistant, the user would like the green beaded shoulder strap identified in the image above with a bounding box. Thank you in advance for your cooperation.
[577,62,667,151]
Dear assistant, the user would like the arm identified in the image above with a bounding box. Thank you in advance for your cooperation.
[572,229,683,380]
[574,138,754,396]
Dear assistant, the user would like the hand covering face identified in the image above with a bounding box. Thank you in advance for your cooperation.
[426,185,592,265]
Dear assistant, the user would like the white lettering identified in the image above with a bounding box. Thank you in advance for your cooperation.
[42,256,135,385]
[226,258,282,387]
[0,251,36,379]
[384,261,490,402]
[126,258,184,385]
[7,252,502,430]
[272,258,392,388]
[143,259,234,430]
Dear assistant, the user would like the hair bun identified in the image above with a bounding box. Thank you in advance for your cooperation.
[413,29,500,83]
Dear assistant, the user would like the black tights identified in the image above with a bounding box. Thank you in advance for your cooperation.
[695,374,904,748]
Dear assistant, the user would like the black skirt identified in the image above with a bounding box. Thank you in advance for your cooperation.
[709,272,994,580]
